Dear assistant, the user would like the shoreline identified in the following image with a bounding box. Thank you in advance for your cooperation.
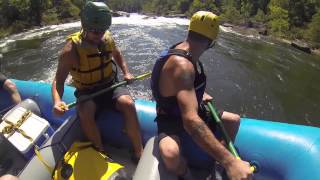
[220,23,320,56]
[1,13,319,57]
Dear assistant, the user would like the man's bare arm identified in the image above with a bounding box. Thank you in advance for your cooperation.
[52,41,76,104]
[112,47,130,76]
[174,60,235,167]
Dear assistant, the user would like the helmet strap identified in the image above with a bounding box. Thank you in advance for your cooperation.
[80,29,87,40]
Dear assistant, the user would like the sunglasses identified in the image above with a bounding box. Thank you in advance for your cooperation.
[87,29,106,34]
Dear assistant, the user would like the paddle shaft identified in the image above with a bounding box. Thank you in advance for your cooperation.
[207,102,239,156]
[66,72,151,109]
[207,101,256,172]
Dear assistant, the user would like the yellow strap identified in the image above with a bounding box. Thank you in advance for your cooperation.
[1,111,32,137]
[1,110,54,173]
[34,147,54,172]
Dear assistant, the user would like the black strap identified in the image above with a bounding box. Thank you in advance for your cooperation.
[87,51,112,58]
[98,42,118,81]
[166,49,192,61]
[166,48,204,75]
[73,71,116,86]
[71,59,112,73]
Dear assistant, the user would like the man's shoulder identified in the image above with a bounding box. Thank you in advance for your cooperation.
[168,55,194,72]
[61,40,77,54]
[164,56,195,85]
[59,40,78,64]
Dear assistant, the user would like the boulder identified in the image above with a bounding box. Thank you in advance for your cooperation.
[221,23,233,28]
[291,40,311,54]
[112,11,130,17]
[164,14,187,18]
[258,28,268,36]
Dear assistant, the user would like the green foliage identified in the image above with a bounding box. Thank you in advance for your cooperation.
[253,9,268,23]
[288,0,316,27]
[188,0,218,15]
[177,0,190,13]
[106,0,143,12]
[0,0,319,50]
[58,0,80,19]
[268,0,288,9]
[42,8,59,25]
[307,11,320,47]
[8,20,29,34]
[241,0,253,20]
[269,18,289,38]
[288,27,305,39]
[268,5,289,37]
[71,0,86,9]
[220,5,243,24]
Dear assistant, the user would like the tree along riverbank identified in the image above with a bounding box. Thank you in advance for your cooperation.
[1,12,319,57]
[1,0,319,56]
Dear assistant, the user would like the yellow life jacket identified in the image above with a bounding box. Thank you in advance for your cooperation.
[68,31,117,90]
[52,141,128,180]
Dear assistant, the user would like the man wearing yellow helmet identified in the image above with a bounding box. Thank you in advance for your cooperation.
[51,1,143,161]
[151,11,252,179]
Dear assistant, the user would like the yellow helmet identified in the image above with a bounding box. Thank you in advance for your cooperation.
[188,11,219,41]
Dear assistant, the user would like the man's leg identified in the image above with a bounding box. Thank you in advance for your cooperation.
[3,79,21,104]
[115,95,143,158]
[220,111,240,141]
[159,135,192,179]
[77,100,104,151]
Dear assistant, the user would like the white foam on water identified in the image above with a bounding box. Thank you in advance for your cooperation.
[219,26,261,40]
[0,14,265,51]
[0,14,188,44]
[113,13,189,27]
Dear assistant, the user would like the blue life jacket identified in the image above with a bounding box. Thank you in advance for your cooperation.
[151,43,207,118]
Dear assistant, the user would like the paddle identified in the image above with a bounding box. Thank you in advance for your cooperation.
[206,101,256,173]
[65,72,152,109]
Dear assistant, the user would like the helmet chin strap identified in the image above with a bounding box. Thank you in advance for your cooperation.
[80,29,87,40]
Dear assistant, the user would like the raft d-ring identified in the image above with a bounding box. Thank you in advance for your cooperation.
[250,160,260,173]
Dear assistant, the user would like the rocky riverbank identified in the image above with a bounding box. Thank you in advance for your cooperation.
[220,23,320,56]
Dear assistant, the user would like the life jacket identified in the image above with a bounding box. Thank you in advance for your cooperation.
[151,42,207,118]
[52,141,128,180]
[68,31,117,90]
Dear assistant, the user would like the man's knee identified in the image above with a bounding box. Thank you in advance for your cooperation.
[159,136,181,171]
[221,111,240,123]
[116,95,135,109]
[160,144,181,171]
[160,144,180,160]
[4,80,18,93]
[0,174,19,180]
[77,101,95,120]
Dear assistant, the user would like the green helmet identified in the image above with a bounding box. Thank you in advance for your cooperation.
[81,1,112,32]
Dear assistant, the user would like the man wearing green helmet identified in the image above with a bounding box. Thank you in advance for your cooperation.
[51,1,143,161]
[151,11,252,179]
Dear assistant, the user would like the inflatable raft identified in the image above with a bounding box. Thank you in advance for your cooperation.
[0,80,319,180]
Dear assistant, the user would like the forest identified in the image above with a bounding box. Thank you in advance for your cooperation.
[0,0,319,48]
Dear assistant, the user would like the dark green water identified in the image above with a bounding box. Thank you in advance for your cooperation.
[0,15,319,127]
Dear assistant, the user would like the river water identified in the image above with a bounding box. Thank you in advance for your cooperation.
[0,14,319,127]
